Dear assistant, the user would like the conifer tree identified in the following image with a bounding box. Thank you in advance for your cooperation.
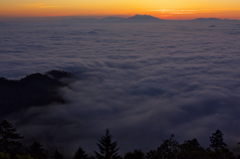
[0,120,23,156]
[208,129,235,159]
[29,141,48,159]
[94,129,120,159]
[210,129,227,150]
[52,150,63,159]
[73,146,89,159]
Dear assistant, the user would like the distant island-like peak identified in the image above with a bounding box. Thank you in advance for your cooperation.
[191,17,223,21]
[129,14,159,19]
[127,14,162,22]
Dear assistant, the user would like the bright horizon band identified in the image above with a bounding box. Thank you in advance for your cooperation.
[1,0,240,20]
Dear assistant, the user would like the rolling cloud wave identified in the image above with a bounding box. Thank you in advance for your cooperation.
[1,20,240,155]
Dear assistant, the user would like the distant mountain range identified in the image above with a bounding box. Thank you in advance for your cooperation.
[1,15,237,23]
[127,14,161,21]
[190,18,235,22]
[61,14,237,23]
[64,14,163,23]
[101,14,163,23]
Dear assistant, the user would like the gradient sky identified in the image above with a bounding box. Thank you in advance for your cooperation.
[1,0,240,19]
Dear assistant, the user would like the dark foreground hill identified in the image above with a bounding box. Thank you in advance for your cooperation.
[0,70,73,116]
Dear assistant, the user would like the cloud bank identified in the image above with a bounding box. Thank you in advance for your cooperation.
[1,20,240,155]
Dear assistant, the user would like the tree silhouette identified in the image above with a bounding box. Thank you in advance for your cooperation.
[158,134,179,159]
[146,134,179,159]
[145,150,157,159]
[73,146,89,159]
[210,129,227,150]
[124,149,145,159]
[0,120,23,156]
[52,150,63,159]
[208,129,235,159]
[94,129,120,159]
[28,141,48,159]
[178,138,205,159]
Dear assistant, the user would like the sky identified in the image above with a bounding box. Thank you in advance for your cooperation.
[1,0,240,20]
[1,20,240,157]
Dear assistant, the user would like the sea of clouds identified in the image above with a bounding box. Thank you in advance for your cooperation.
[1,19,240,155]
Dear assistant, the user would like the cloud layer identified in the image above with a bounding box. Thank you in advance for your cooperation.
[1,20,240,155]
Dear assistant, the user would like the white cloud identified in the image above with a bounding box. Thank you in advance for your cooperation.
[1,20,240,155]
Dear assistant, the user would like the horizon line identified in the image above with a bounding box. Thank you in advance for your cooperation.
[0,14,239,21]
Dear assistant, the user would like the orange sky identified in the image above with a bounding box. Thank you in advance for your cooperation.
[1,0,240,20]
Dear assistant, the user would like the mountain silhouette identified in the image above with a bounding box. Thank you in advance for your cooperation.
[127,14,161,21]
[0,70,72,116]
[99,14,163,23]
[101,17,126,22]
[58,15,237,23]
[191,18,223,21]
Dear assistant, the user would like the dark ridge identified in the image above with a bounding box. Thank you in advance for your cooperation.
[0,70,72,116]
[45,70,73,80]
[127,14,162,22]
[98,14,163,23]
[191,18,222,21]
[59,18,99,23]
[100,17,126,23]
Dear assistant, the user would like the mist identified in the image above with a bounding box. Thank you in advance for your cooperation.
[1,19,240,155]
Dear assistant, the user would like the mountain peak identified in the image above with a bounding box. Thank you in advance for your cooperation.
[129,14,159,19]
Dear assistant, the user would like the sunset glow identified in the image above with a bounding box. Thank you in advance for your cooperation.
[1,0,240,20]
